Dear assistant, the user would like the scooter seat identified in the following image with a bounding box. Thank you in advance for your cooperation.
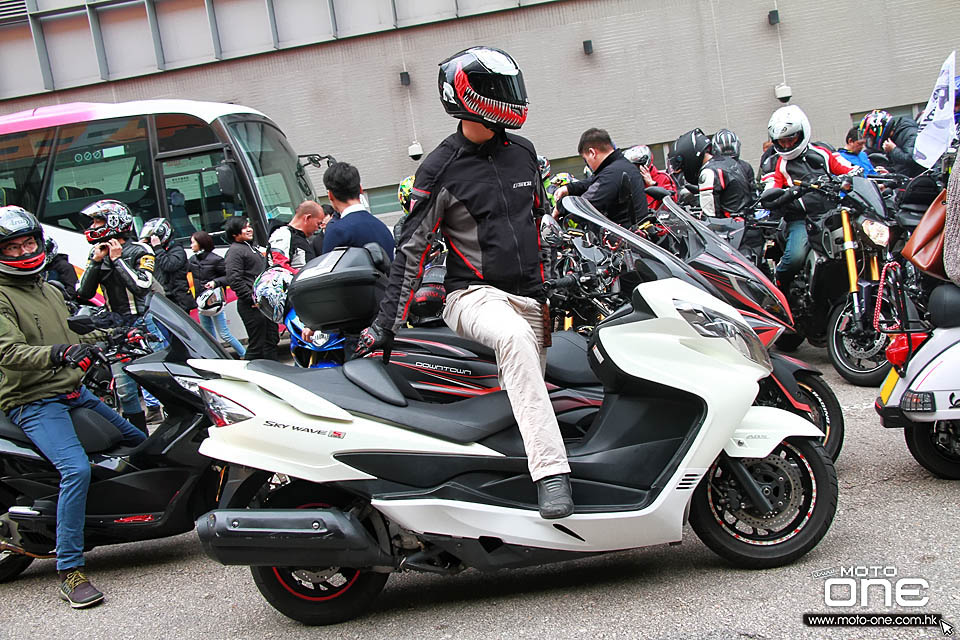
[0,407,124,454]
[395,326,495,359]
[247,359,518,444]
[545,331,600,387]
[929,284,960,328]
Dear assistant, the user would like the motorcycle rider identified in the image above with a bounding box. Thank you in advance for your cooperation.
[356,46,574,519]
[0,206,146,608]
[672,128,753,218]
[858,109,925,177]
[623,144,677,209]
[140,217,196,314]
[711,129,756,187]
[76,200,158,433]
[762,105,857,285]
[553,128,649,227]
[268,200,323,274]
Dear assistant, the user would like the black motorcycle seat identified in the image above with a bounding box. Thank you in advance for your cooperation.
[896,208,927,228]
[0,407,123,454]
[545,331,600,387]
[929,284,960,328]
[395,326,495,360]
[247,360,518,443]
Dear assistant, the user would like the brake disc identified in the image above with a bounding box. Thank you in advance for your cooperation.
[729,453,803,530]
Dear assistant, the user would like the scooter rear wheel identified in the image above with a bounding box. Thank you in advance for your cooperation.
[248,483,389,625]
[904,421,960,479]
[689,437,837,569]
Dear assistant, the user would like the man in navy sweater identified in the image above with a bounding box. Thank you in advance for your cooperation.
[321,162,395,260]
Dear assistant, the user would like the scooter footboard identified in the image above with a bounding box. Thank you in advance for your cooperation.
[724,406,824,458]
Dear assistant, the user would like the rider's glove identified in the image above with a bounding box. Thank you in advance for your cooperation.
[355,324,395,361]
[50,343,107,372]
[411,282,446,318]
[121,327,148,345]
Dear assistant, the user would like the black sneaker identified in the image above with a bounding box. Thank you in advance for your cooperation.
[537,473,574,519]
[59,570,104,609]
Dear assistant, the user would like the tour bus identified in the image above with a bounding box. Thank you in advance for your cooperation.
[0,99,319,335]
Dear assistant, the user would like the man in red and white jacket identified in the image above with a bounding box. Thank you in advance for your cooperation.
[762,105,858,285]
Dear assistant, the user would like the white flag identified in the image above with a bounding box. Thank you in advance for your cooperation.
[914,51,957,169]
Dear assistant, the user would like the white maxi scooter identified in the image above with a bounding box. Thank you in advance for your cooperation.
[876,282,960,478]
[190,202,838,626]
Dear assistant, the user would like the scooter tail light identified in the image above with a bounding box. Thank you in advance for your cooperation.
[199,387,255,427]
[885,333,928,368]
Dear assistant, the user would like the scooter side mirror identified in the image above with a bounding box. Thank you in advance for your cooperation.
[645,187,671,200]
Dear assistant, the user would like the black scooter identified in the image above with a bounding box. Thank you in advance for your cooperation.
[0,294,223,582]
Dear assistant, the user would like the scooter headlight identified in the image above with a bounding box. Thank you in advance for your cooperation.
[199,387,255,427]
[674,300,772,372]
[861,219,890,248]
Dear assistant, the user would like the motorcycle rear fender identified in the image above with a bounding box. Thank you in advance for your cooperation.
[724,406,823,458]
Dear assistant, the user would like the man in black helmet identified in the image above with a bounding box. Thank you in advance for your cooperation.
[672,128,753,218]
[356,46,574,519]
[0,206,146,608]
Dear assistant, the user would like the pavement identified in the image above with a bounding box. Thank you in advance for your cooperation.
[2,344,958,640]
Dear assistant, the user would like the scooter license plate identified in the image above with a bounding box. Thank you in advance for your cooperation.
[879,368,900,405]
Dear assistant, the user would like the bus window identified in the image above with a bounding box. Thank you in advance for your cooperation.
[0,128,55,215]
[156,113,219,153]
[42,117,158,233]
[228,121,313,227]
[161,151,245,243]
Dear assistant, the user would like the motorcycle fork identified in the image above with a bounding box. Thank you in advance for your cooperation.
[840,207,870,325]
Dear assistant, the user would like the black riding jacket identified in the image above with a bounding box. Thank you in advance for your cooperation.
[154,241,196,311]
[883,116,924,178]
[698,155,754,217]
[564,149,649,226]
[77,239,155,316]
[376,125,549,331]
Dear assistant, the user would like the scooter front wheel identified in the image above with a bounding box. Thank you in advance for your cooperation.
[689,437,838,569]
[904,421,960,479]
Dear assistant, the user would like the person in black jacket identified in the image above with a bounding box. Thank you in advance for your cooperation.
[43,238,78,299]
[140,218,196,313]
[356,46,573,520]
[672,129,753,218]
[188,231,246,357]
[223,217,278,360]
[553,128,648,226]
[859,109,924,177]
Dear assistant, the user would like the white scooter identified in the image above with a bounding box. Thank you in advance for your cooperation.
[876,282,960,478]
[191,199,838,626]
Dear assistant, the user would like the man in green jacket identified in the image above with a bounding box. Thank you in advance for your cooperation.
[0,206,146,608]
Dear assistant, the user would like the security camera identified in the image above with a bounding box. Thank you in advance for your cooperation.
[775,83,792,103]
[408,142,423,161]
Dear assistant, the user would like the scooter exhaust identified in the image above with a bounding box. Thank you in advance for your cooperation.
[195,509,394,568]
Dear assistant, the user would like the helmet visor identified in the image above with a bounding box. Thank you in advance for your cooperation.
[772,133,801,154]
[467,69,528,106]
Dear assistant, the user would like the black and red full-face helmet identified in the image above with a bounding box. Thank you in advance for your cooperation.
[438,46,528,129]
[0,206,47,276]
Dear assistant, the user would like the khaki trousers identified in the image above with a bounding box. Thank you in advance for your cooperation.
[443,285,571,481]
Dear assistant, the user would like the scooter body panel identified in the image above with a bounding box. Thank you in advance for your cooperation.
[884,327,960,423]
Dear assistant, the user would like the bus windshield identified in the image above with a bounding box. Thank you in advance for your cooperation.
[227,121,315,225]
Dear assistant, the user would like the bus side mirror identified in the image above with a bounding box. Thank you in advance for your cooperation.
[216,162,237,196]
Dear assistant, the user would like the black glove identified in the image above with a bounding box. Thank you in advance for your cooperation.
[411,282,446,318]
[51,343,107,372]
[355,324,394,361]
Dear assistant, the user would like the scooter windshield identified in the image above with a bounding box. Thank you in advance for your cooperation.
[146,293,231,361]
[557,197,715,292]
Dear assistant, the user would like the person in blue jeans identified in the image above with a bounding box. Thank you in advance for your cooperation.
[188,231,246,357]
[0,206,147,609]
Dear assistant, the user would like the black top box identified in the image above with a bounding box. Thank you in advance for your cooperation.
[288,247,386,333]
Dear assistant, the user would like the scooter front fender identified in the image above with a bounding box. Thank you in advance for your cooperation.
[724,406,824,458]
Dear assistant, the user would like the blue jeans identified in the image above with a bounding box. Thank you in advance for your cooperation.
[776,220,809,282]
[11,386,146,570]
[200,312,246,357]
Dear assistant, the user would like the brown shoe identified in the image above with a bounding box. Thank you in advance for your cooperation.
[58,569,104,609]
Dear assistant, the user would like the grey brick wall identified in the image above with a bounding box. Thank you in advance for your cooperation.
[2,0,959,191]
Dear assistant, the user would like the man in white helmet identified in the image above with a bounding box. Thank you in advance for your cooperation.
[762,105,857,286]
